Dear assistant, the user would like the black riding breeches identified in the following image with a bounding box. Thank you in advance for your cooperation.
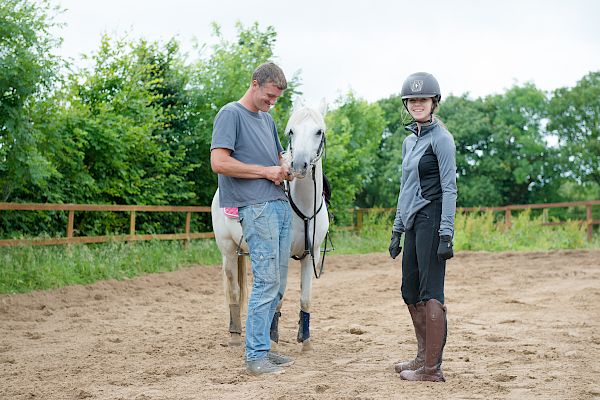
[401,200,446,305]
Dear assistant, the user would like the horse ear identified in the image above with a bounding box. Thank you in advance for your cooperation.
[293,97,305,112]
[318,98,328,116]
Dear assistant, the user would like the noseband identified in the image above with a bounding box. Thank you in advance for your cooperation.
[287,129,326,172]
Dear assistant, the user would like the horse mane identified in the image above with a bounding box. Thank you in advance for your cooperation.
[285,107,326,133]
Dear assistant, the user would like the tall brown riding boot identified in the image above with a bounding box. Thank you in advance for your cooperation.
[400,299,447,382]
[394,303,426,372]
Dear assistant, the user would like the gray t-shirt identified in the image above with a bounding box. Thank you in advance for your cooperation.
[211,102,287,208]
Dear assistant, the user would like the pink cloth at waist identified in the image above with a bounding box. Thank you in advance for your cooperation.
[223,207,239,219]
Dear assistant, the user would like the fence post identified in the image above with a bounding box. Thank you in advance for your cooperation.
[67,210,74,246]
[185,212,191,248]
[129,211,136,240]
[505,207,512,229]
[356,209,363,231]
[587,204,593,242]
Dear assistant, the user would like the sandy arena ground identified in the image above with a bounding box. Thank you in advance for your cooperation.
[1,250,600,399]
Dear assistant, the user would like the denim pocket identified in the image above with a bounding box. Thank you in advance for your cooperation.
[250,202,269,220]
[250,250,277,284]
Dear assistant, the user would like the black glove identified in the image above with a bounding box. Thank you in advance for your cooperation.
[389,231,402,259]
[437,235,454,261]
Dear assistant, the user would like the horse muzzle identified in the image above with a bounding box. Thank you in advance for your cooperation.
[290,161,309,178]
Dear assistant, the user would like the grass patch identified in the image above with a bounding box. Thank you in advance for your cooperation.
[0,240,221,294]
[330,212,390,254]
[1,211,597,294]
[454,210,589,251]
[331,209,597,254]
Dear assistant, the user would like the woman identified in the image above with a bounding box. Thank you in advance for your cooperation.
[389,72,457,382]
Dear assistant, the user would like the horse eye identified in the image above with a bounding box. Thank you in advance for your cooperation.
[288,130,294,136]
[316,129,323,136]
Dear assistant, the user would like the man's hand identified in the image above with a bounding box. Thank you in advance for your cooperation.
[389,231,402,259]
[263,166,289,185]
[437,235,454,261]
[281,161,294,182]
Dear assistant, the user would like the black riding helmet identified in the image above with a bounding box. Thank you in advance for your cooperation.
[401,72,441,101]
[401,72,441,116]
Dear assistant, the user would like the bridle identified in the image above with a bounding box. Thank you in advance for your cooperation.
[285,129,331,279]
[287,129,326,167]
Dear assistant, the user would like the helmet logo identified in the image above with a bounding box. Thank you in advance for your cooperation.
[411,80,424,93]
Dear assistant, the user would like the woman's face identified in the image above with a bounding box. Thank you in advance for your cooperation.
[407,97,433,123]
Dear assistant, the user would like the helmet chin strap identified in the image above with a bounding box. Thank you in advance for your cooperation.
[402,96,439,122]
[403,99,435,125]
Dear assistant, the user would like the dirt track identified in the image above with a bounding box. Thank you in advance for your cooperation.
[1,250,600,400]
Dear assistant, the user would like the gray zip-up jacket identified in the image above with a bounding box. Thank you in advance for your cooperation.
[392,119,457,237]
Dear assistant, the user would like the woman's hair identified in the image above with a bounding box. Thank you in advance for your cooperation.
[434,115,447,129]
[430,99,447,128]
[432,98,439,114]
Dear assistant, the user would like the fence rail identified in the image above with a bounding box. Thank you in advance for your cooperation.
[346,200,600,242]
[1,200,599,247]
[0,203,213,247]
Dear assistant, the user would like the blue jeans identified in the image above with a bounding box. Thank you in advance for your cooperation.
[239,199,292,362]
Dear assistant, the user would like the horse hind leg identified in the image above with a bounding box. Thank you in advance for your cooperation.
[223,253,247,347]
[228,304,242,346]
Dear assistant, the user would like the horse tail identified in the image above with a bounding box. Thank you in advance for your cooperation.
[238,254,248,313]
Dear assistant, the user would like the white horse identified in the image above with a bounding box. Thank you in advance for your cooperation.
[211,100,330,352]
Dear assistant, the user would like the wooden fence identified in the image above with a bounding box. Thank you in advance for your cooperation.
[0,200,599,247]
[347,200,600,242]
[0,203,213,247]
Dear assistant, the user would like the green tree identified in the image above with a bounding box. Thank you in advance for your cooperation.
[0,0,62,201]
[480,84,559,205]
[326,92,386,222]
[28,36,198,234]
[364,95,412,208]
[436,95,502,206]
[548,71,600,190]
[439,85,560,206]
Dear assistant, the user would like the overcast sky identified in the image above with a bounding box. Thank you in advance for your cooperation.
[53,0,600,106]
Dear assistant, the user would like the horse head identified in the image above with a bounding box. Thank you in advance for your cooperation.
[284,98,328,179]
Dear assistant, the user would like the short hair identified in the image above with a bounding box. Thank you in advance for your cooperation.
[252,62,287,90]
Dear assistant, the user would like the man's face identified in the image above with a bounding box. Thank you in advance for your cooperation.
[251,81,283,112]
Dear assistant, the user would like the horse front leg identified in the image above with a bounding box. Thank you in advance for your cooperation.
[298,258,314,351]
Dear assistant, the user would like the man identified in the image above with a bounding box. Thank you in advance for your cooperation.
[210,62,294,375]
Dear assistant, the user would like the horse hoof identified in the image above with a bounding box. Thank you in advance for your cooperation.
[228,333,242,347]
[301,339,313,352]
[270,340,279,351]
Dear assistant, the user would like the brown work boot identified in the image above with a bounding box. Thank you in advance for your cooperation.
[394,303,426,373]
[400,299,447,382]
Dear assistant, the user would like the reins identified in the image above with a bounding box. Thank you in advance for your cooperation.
[236,121,334,279]
[285,132,332,279]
